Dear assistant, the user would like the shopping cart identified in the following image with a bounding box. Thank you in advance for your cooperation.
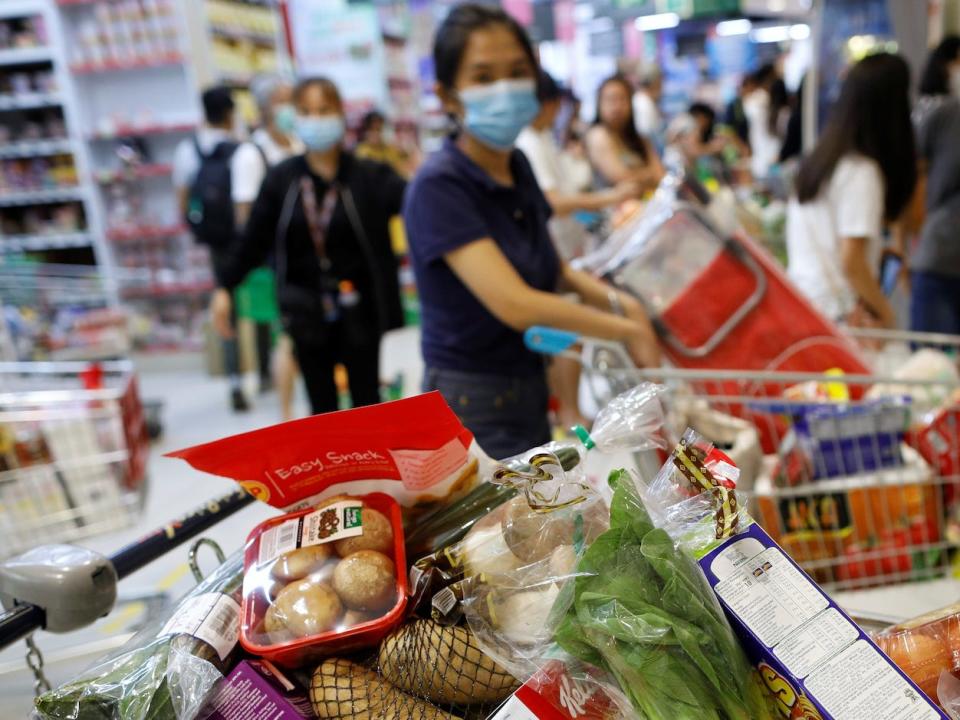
[527,326,960,595]
[0,263,129,362]
[0,360,150,558]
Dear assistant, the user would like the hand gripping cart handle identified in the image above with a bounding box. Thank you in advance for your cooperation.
[0,489,254,655]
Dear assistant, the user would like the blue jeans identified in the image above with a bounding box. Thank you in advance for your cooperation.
[910,271,960,337]
[423,367,551,460]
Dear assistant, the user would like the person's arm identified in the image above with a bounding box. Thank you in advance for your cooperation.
[543,183,636,216]
[559,262,660,367]
[232,144,267,231]
[210,167,285,337]
[840,236,895,328]
[443,239,659,367]
[585,127,637,186]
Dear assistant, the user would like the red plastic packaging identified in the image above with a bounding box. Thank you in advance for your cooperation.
[240,492,408,668]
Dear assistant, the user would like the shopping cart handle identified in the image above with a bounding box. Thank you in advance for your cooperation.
[525,327,580,356]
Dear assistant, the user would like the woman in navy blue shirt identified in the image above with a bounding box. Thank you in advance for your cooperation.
[404,4,660,459]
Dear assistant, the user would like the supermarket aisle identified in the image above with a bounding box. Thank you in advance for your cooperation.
[0,328,422,717]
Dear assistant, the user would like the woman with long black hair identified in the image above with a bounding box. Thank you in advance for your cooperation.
[403,4,659,458]
[585,74,664,192]
[786,53,917,328]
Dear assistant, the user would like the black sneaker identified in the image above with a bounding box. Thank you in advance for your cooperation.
[231,388,250,413]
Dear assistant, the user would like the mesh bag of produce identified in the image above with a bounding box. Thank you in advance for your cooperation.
[309,618,519,719]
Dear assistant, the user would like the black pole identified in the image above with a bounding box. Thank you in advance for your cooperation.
[0,488,255,650]
[111,489,254,579]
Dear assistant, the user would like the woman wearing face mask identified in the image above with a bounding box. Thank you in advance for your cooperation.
[586,75,664,192]
[210,77,406,415]
[910,36,960,335]
[404,4,660,459]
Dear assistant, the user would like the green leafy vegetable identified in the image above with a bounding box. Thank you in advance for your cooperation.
[555,470,768,720]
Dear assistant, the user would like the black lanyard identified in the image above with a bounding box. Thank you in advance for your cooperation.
[299,176,339,271]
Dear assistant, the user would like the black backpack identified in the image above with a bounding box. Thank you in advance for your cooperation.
[185,138,239,249]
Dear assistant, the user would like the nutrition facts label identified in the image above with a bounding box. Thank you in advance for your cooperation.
[709,537,946,720]
[806,641,942,720]
[715,546,827,647]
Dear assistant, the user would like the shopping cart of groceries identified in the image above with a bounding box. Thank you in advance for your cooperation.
[0,360,149,558]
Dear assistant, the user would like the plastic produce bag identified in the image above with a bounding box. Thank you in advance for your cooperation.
[554,464,768,720]
[404,384,668,561]
[35,553,243,720]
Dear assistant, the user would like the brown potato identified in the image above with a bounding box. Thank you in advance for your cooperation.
[271,545,332,582]
[342,609,377,628]
[270,580,342,638]
[333,507,393,557]
[333,550,397,612]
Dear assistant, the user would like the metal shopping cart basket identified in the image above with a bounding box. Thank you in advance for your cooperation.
[528,325,960,595]
[0,360,149,558]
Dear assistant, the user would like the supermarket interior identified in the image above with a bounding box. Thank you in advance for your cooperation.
[7,0,960,717]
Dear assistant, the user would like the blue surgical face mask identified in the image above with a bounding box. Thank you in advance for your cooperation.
[294,114,345,152]
[459,78,540,151]
[274,103,296,134]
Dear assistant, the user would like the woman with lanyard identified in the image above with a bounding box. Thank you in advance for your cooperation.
[404,4,660,459]
[211,77,405,415]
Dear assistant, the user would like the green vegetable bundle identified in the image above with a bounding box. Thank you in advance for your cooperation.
[35,553,242,720]
[555,470,768,720]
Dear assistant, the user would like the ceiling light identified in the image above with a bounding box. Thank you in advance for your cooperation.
[716,19,752,36]
[789,23,811,40]
[573,4,594,23]
[634,12,680,32]
[751,25,791,43]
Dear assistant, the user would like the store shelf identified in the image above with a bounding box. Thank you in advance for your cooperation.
[70,53,185,75]
[95,163,173,184]
[88,122,195,141]
[107,224,186,243]
[0,138,73,159]
[0,232,92,252]
[0,47,52,67]
[0,186,83,207]
[121,281,213,300]
[0,92,61,111]
[209,25,276,46]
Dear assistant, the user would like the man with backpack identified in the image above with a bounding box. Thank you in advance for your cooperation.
[173,86,264,412]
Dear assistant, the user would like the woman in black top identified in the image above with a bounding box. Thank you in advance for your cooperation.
[211,77,405,415]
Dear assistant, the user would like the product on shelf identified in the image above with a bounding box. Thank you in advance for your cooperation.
[0,15,47,50]
[73,0,181,66]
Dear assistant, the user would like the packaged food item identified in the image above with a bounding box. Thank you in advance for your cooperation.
[555,466,768,720]
[241,492,407,668]
[35,552,243,720]
[204,659,314,719]
[168,393,482,514]
[649,430,950,720]
[876,603,960,707]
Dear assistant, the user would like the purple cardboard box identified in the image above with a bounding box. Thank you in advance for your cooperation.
[698,522,949,720]
[206,659,314,720]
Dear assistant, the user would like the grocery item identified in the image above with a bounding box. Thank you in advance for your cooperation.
[647,430,949,720]
[169,393,482,514]
[241,493,407,667]
[205,660,314,720]
[310,658,461,720]
[876,603,960,707]
[555,468,765,720]
[35,552,243,720]
[378,619,518,705]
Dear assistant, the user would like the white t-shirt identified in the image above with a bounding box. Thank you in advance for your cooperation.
[743,89,781,179]
[632,90,660,137]
[251,127,304,168]
[516,126,588,260]
[172,127,265,204]
[786,154,884,320]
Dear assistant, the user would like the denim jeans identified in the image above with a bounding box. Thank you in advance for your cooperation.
[910,271,960,337]
[423,367,551,460]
